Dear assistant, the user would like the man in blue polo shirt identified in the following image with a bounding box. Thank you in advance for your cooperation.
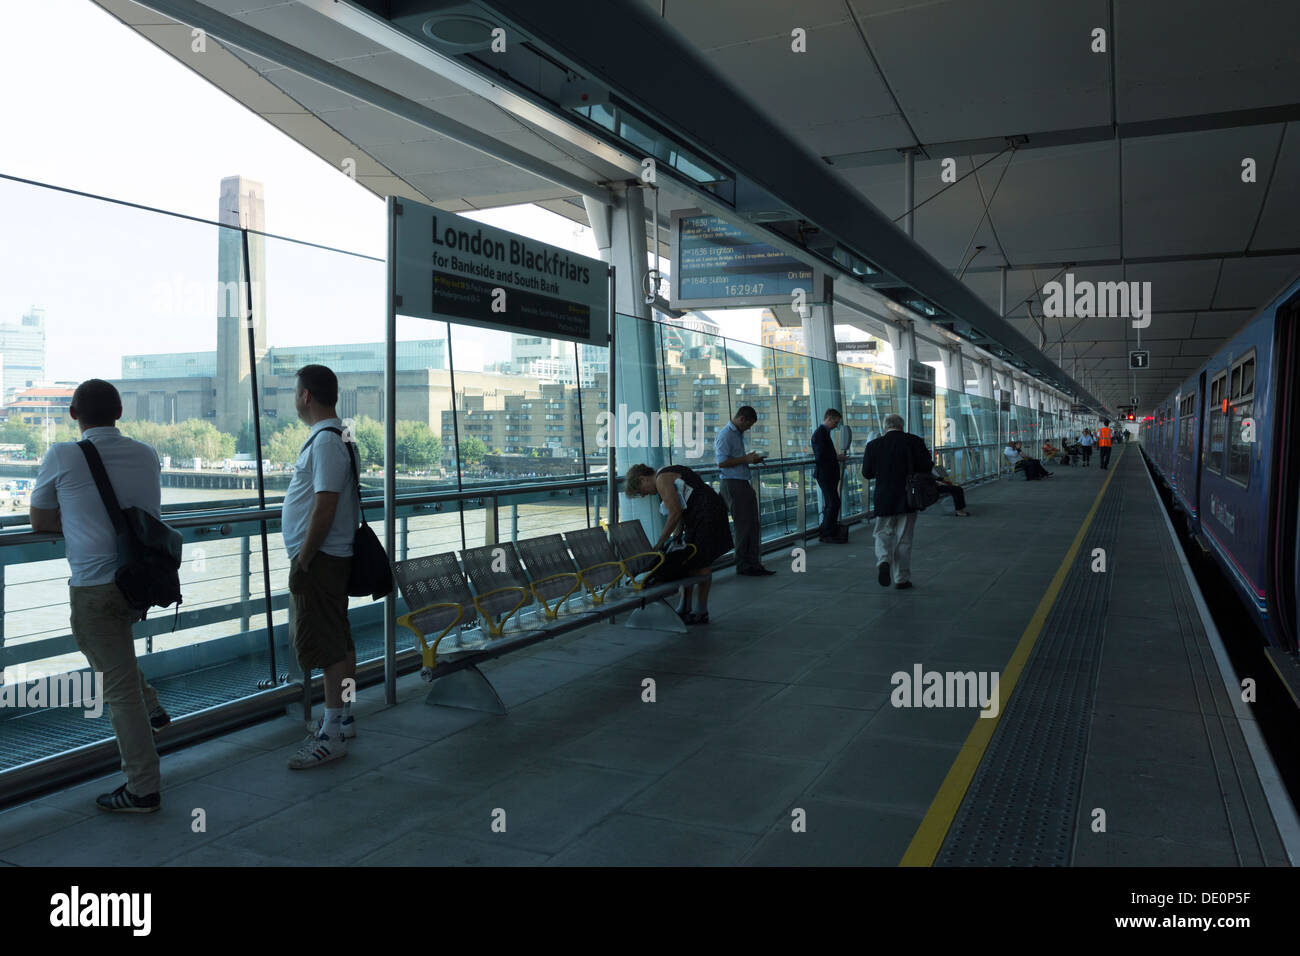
[715,405,775,576]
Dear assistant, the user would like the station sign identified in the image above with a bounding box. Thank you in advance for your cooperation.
[1129,349,1150,370]
[669,209,821,309]
[392,198,609,347]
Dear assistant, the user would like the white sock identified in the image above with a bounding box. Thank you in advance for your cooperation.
[342,701,352,719]
[322,707,343,738]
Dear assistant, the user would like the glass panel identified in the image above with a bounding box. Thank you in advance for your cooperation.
[1226,401,1252,485]
[256,233,388,665]
[1207,407,1226,473]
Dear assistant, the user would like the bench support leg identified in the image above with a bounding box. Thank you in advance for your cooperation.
[624,599,687,634]
[424,664,507,714]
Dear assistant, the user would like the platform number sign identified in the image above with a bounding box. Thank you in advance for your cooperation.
[1129,350,1150,370]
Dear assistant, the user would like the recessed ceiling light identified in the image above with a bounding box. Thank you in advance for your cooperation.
[422,14,500,52]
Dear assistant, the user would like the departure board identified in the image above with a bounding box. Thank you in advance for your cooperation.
[670,212,819,309]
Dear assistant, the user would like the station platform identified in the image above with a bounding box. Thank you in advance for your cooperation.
[1,446,1295,866]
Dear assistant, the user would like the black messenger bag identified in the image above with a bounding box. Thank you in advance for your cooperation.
[303,427,393,601]
[77,440,182,620]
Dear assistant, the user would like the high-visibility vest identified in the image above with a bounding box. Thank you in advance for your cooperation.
[1098,427,1111,447]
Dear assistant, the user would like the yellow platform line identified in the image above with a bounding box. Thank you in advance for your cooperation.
[899,446,1124,866]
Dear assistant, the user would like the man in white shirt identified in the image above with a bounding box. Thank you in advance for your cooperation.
[29,379,169,813]
[282,364,359,769]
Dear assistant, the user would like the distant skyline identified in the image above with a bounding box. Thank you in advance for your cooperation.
[0,0,771,385]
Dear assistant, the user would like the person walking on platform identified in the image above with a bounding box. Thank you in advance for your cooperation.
[1097,420,1113,470]
[715,405,774,576]
[625,462,733,624]
[811,408,847,542]
[862,413,934,589]
[29,379,171,813]
[1079,429,1095,466]
[283,364,360,769]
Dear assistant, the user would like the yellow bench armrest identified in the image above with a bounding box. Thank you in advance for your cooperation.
[577,560,627,604]
[472,585,530,637]
[396,601,464,670]
[529,571,581,619]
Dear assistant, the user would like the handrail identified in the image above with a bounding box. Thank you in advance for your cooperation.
[0,455,822,549]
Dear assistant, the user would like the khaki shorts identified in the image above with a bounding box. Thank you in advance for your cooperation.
[288,552,354,671]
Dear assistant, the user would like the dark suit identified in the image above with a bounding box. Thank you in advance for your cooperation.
[861,430,934,516]
[811,424,840,538]
[861,428,934,584]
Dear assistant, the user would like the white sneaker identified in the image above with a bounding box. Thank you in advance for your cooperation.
[306,714,357,739]
[288,731,347,770]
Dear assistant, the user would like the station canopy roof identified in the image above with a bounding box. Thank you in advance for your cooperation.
[93,0,1300,415]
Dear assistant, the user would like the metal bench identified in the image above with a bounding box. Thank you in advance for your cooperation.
[564,527,630,605]
[514,533,584,620]
[392,553,472,678]
[391,530,687,714]
[609,519,697,590]
[460,542,535,637]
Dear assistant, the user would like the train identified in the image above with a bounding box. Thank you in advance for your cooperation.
[1140,269,1300,654]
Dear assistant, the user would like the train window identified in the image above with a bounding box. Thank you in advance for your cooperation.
[1226,353,1255,486]
[1207,372,1227,473]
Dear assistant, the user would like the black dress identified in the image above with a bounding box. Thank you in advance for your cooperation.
[657,465,733,569]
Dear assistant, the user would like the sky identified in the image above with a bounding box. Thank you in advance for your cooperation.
[0,0,779,384]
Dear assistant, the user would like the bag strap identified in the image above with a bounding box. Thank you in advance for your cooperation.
[301,426,368,526]
[77,440,127,535]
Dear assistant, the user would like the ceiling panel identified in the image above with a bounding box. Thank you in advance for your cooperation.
[238,3,384,61]
[1191,311,1254,339]
[1116,0,1300,122]
[1121,127,1282,257]
[1213,255,1300,306]
[850,0,1111,143]
[702,28,907,156]
[983,143,1119,264]
[1122,260,1221,311]
[663,0,852,50]
[1251,124,1300,250]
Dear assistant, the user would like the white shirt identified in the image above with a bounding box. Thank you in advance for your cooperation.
[281,418,359,560]
[1080,434,1095,446]
[1004,445,1022,463]
[658,477,692,516]
[30,426,162,587]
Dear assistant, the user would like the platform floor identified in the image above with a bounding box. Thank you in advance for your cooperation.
[0,446,1294,866]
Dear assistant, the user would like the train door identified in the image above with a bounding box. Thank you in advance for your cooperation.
[1193,370,1207,516]
[1268,292,1300,652]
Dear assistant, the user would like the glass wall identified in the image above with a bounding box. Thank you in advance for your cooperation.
[0,172,1075,777]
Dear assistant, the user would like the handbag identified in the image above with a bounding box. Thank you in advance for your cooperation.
[302,428,393,600]
[78,440,182,621]
[905,472,941,511]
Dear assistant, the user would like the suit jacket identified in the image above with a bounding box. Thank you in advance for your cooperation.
[811,424,838,482]
[861,429,935,516]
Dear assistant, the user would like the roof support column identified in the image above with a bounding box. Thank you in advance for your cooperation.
[594,184,662,532]
[803,274,843,422]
